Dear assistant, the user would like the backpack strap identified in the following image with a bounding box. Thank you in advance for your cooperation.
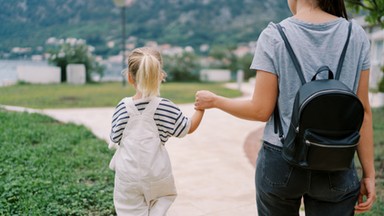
[274,23,304,143]
[274,103,285,143]
[276,24,306,85]
[276,22,352,81]
[335,22,352,80]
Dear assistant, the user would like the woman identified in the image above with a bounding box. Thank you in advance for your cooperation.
[195,0,376,215]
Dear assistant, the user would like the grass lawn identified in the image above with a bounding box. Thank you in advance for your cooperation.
[368,107,384,215]
[0,110,115,215]
[0,82,241,109]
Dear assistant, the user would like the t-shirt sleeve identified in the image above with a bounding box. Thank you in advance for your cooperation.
[360,28,371,71]
[109,99,129,144]
[250,22,278,75]
[158,99,191,138]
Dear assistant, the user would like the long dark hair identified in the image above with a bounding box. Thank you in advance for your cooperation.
[318,0,348,19]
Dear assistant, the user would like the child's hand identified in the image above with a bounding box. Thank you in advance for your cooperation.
[108,140,119,150]
[194,101,205,111]
[194,107,205,112]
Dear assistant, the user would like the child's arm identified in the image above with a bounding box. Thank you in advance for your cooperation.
[188,109,205,134]
[109,99,129,148]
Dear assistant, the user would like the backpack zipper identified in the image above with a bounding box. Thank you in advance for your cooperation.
[305,140,358,148]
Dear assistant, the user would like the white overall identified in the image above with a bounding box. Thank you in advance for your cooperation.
[109,97,177,216]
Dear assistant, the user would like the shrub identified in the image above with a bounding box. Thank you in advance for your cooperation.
[379,66,384,93]
[47,38,105,83]
[163,51,200,82]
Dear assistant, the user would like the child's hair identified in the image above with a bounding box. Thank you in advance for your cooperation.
[127,47,164,98]
[317,0,348,19]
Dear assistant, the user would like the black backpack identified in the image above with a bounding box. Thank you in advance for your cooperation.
[274,22,364,171]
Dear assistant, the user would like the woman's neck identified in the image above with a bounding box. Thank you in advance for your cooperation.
[294,2,338,24]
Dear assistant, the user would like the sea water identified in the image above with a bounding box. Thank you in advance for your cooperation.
[0,59,123,86]
[0,60,49,86]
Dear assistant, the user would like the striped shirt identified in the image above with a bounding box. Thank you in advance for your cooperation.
[110,97,191,145]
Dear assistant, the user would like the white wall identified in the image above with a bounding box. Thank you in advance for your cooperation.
[67,64,86,84]
[200,69,231,82]
[370,30,384,89]
[17,65,61,84]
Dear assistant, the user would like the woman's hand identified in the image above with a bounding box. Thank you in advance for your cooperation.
[354,177,376,214]
[195,90,218,110]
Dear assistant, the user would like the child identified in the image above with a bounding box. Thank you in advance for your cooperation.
[108,47,204,215]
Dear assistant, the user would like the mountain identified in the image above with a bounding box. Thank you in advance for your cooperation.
[0,0,291,56]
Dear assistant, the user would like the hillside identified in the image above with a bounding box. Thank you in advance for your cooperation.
[0,0,291,56]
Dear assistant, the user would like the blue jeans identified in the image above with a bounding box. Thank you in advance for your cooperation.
[255,142,360,216]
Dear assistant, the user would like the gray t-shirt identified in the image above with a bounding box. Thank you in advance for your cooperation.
[250,17,370,147]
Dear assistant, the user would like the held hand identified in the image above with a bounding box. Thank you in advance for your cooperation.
[355,177,376,214]
[195,90,217,110]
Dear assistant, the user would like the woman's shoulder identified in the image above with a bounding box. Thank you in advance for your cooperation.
[259,17,299,38]
[260,21,279,35]
[350,19,369,39]
[258,21,282,44]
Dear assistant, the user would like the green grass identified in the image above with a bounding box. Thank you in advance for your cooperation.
[371,107,384,215]
[0,110,115,215]
[0,82,241,109]
[355,107,384,215]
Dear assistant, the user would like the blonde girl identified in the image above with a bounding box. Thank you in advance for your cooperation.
[109,47,204,215]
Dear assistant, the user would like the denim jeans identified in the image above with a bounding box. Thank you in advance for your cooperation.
[255,142,360,216]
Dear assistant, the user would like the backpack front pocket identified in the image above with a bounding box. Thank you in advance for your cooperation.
[303,129,359,171]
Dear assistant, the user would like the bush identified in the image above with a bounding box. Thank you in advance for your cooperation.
[379,66,384,93]
[207,46,255,81]
[47,38,105,83]
[163,51,200,82]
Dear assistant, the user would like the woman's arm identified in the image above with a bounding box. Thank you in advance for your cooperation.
[354,69,376,213]
[195,71,278,122]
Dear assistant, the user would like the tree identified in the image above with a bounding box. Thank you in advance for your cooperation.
[379,66,384,92]
[163,51,200,82]
[347,1,384,93]
[207,45,255,80]
[47,38,104,83]
[231,53,255,81]
[346,0,384,27]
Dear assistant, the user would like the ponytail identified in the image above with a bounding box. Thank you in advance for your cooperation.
[136,54,161,98]
[127,47,163,98]
[318,0,348,19]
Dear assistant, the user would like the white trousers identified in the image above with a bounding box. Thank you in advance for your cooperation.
[113,175,177,216]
